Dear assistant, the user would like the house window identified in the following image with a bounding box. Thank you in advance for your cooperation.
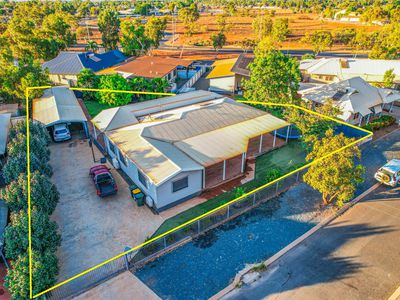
[138,170,148,188]
[118,150,127,167]
[353,112,360,120]
[172,177,188,193]
[109,141,115,155]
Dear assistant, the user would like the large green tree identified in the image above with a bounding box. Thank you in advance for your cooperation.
[4,208,61,260]
[77,68,100,101]
[304,129,365,206]
[145,16,167,49]
[1,171,59,214]
[9,121,51,145]
[243,50,301,104]
[302,30,333,54]
[120,19,152,56]
[252,15,273,41]
[98,8,120,51]
[178,3,200,36]
[98,74,132,106]
[7,133,50,162]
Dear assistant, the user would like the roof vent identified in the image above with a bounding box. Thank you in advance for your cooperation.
[340,58,349,68]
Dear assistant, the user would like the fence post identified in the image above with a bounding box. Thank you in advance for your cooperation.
[227,205,230,218]
[123,246,131,270]
[253,193,256,206]
[275,181,279,195]
[296,171,300,182]
[197,219,201,234]
[163,236,167,249]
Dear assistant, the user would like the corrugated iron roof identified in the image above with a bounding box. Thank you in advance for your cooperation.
[32,87,87,127]
[175,114,288,166]
[206,58,237,79]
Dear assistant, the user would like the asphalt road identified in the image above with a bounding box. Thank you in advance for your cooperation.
[222,130,400,300]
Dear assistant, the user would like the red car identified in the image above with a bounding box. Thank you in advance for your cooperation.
[89,165,118,197]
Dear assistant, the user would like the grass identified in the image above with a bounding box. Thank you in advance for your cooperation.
[152,140,306,236]
[84,100,111,118]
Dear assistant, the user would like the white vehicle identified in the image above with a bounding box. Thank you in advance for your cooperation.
[374,159,400,187]
[53,123,71,142]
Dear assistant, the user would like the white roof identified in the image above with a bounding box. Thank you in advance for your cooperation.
[0,113,11,155]
[300,77,385,120]
[99,92,288,185]
[300,58,400,82]
[32,87,87,127]
[383,159,400,174]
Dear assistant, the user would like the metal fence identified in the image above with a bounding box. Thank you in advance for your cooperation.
[46,169,306,300]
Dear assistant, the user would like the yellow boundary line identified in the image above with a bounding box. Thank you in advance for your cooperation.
[25,88,373,298]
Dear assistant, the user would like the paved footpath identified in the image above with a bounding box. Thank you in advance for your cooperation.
[222,129,400,300]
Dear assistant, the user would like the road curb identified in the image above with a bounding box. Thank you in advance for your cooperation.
[210,182,381,300]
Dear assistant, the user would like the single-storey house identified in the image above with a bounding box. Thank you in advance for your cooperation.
[300,76,400,125]
[112,56,194,84]
[92,90,289,211]
[299,58,400,86]
[0,113,11,157]
[32,87,89,137]
[42,50,126,86]
[206,58,238,94]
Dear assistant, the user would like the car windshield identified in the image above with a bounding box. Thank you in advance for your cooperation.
[378,168,394,177]
[55,129,68,134]
[97,173,112,183]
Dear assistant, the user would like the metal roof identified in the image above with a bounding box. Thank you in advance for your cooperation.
[206,58,237,79]
[42,50,126,75]
[142,99,265,142]
[175,114,288,167]
[0,113,11,155]
[92,107,138,132]
[300,77,386,119]
[32,87,87,127]
[102,91,289,184]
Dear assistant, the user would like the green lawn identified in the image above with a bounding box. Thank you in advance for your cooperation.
[84,100,111,118]
[152,140,306,236]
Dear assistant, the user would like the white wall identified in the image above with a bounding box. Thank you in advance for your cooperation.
[155,170,203,210]
[209,76,235,93]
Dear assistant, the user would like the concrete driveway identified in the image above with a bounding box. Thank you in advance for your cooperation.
[50,138,163,282]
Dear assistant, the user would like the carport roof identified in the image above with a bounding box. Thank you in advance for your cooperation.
[32,87,87,127]
[0,113,11,155]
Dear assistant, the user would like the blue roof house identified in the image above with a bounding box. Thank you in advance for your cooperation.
[42,50,126,86]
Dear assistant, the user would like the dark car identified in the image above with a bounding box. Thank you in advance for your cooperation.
[89,165,118,197]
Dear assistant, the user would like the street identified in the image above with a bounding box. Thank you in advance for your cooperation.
[222,130,400,300]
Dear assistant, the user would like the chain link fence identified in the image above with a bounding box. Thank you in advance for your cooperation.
[46,169,306,300]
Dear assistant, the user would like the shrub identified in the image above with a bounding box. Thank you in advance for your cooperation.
[1,171,59,214]
[7,133,50,161]
[4,208,61,260]
[5,250,59,300]
[362,115,396,131]
[265,168,283,182]
[9,121,51,145]
[2,152,52,184]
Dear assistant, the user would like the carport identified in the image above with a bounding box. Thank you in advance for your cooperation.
[32,87,88,138]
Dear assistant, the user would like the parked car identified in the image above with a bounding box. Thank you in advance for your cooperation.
[53,123,71,142]
[89,165,118,197]
[374,159,400,187]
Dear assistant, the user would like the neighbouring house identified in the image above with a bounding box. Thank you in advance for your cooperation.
[0,113,11,157]
[106,56,194,91]
[92,90,289,211]
[300,76,400,125]
[299,58,400,86]
[0,104,19,117]
[42,50,126,86]
[32,87,89,137]
[206,58,238,94]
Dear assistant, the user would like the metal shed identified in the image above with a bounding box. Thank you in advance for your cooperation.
[32,87,88,137]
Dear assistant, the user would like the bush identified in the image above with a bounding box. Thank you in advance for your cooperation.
[7,133,50,161]
[1,172,59,214]
[4,208,61,260]
[9,121,51,145]
[2,152,52,184]
[5,250,59,300]
[265,168,283,182]
[362,115,396,131]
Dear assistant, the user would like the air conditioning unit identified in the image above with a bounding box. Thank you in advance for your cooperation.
[145,196,154,208]
[112,158,120,169]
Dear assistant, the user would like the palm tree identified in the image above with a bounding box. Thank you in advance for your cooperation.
[85,41,99,53]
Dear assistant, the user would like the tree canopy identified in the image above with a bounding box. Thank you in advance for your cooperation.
[98,8,120,51]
